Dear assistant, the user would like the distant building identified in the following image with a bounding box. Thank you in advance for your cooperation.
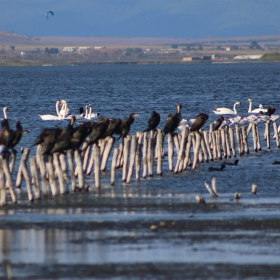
[212,54,220,59]
[94,46,106,50]
[183,56,211,61]
[78,46,91,51]
[63,47,76,52]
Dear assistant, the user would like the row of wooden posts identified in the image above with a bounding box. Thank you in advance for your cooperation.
[0,119,278,206]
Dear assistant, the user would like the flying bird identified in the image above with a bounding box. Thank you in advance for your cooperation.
[45,11,54,20]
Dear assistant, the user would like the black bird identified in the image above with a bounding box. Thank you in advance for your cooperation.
[163,104,182,136]
[259,107,276,117]
[71,121,95,150]
[208,164,226,171]
[266,106,276,116]
[10,121,23,152]
[143,111,160,132]
[33,127,62,155]
[50,116,76,154]
[103,118,122,138]
[0,119,15,152]
[117,113,139,140]
[190,113,209,132]
[223,159,239,166]
[213,115,224,131]
[86,117,110,146]
[272,161,280,165]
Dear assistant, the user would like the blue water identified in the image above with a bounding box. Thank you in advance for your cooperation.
[1,63,280,279]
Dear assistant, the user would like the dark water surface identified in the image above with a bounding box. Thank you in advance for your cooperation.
[1,63,280,279]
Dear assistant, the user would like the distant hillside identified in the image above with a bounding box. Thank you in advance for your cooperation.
[1,29,280,47]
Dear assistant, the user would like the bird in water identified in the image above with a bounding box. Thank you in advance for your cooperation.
[189,113,209,132]
[117,113,139,140]
[223,159,239,166]
[163,104,182,136]
[272,161,280,165]
[213,116,224,131]
[259,107,276,117]
[208,164,226,171]
[143,111,160,132]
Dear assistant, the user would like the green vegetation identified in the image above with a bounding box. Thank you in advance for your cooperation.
[260,52,280,62]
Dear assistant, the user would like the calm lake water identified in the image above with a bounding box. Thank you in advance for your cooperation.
[1,63,280,279]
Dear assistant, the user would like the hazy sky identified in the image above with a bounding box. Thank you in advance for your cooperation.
[1,0,279,38]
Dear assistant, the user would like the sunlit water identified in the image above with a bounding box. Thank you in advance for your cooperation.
[1,63,280,278]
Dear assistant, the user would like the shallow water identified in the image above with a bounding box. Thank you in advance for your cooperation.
[1,63,280,279]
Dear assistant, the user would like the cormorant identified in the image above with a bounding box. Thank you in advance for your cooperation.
[208,164,226,171]
[213,116,224,131]
[163,104,182,136]
[102,118,122,138]
[0,119,15,152]
[10,121,23,152]
[223,159,239,166]
[189,113,209,132]
[117,113,139,140]
[50,116,76,153]
[85,117,110,146]
[71,121,95,150]
[143,111,160,132]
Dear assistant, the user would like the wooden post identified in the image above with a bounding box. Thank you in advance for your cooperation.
[29,158,40,199]
[221,128,227,159]
[173,134,180,158]
[67,150,76,192]
[183,133,192,169]
[101,137,115,171]
[266,120,271,150]
[59,153,68,182]
[93,144,101,188]
[53,153,66,194]
[215,130,222,160]
[110,148,119,186]
[135,133,142,180]
[200,130,208,163]
[0,158,6,206]
[167,133,174,172]
[156,129,163,175]
[74,149,84,189]
[20,148,33,201]
[229,127,236,158]
[122,136,131,182]
[9,150,17,173]
[273,121,280,148]
[127,135,137,183]
[174,126,188,173]
[192,132,201,169]
[82,144,91,172]
[147,136,154,177]
[86,146,95,175]
[38,154,48,196]
[241,126,249,154]
[224,127,231,158]
[211,131,217,160]
[142,132,148,178]
[252,123,257,152]
[203,130,213,161]
[2,155,16,203]
[116,141,123,169]
[256,125,262,151]
[46,155,57,196]
[235,124,242,156]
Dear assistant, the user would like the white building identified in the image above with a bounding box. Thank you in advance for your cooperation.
[63,47,76,52]
[234,55,262,60]
[94,46,106,50]
[78,46,91,51]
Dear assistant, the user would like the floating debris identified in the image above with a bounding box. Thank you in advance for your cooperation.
[251,184,257,195]
[234,193,241,199]
[196,195,206,204]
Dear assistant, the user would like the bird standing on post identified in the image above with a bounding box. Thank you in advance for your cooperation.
[163,104,182,136]
[189,113,209,132]
[143,111,160,132]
